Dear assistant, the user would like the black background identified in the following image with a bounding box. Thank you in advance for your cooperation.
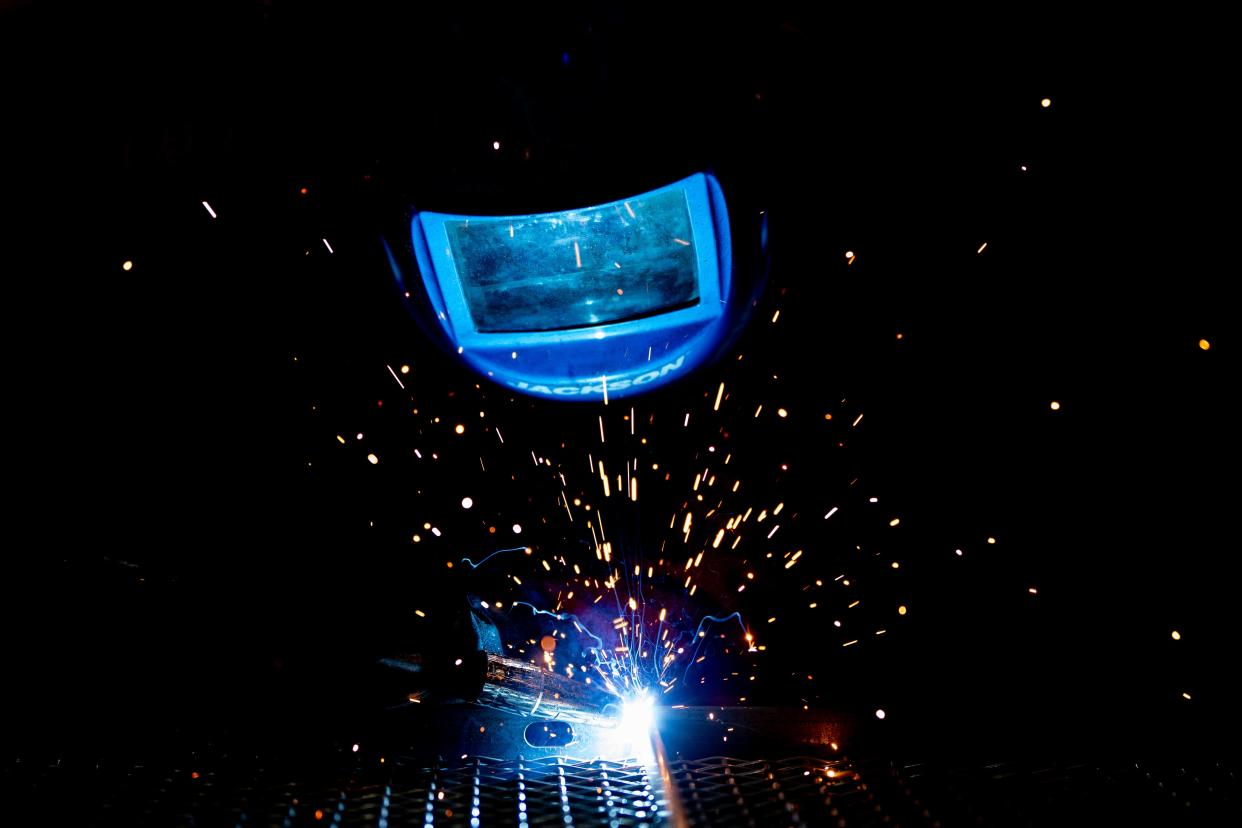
[5,3,1237,762]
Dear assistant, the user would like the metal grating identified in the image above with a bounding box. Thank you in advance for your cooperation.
[668,757,1241,827]
[5,754,1239,825]
[415,756,666,828]
[675,757,863,827]
[6,755,666,827]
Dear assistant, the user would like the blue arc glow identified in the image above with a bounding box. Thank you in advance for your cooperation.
[610,692,657,762]
[620,694,655,740]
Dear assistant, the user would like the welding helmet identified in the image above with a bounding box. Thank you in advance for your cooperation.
[379,63,770,400]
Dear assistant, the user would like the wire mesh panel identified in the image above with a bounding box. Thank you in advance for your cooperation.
[667,757,1242,827]
[5,755,666,827]
[5,754,1239,825]
[673,757,868,827]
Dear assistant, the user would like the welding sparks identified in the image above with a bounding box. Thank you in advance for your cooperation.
[302,287,1009,723]
[385,364,405,389]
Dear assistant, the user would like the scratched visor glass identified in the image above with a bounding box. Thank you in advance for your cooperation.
[446,188,700,332]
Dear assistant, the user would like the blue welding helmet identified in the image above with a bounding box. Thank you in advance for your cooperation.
[385,169,768,401]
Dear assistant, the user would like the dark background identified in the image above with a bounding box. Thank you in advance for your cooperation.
[5,3,1236,763]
